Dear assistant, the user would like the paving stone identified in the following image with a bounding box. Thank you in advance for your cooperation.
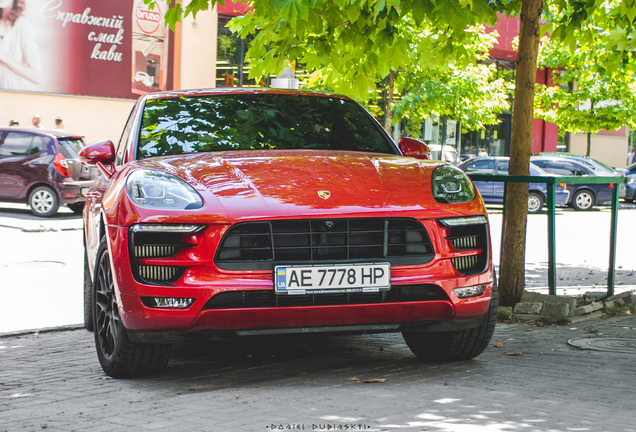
[606,291,634,302]
[569,310,606,323]
[605,298,626,308]
[574,305,593,316]
[542,301,570,317]
[513,302,543,315]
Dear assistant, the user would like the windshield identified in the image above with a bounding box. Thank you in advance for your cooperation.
[137,93,396,158]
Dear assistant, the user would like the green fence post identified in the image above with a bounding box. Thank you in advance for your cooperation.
[547,181,556,296]
[607,184,620,296]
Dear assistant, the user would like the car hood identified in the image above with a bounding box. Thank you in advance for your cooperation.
[131,150,454,219]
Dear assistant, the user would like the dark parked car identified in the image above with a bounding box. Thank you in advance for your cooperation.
[619,161,636,202]
[459,156,570,213]
[530,154,625,211]
[0,128,97,216]
[79,88,496,377]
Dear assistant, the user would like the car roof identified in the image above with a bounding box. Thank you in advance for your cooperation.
[142,87,352,102]
[0,127,83,140]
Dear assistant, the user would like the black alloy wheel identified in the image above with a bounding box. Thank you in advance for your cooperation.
[93,239,170,378]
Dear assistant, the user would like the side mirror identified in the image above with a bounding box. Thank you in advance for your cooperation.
[398,137,431,160]
[79,139,116,178]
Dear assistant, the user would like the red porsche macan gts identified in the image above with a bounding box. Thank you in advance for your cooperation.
[80,88,496,378]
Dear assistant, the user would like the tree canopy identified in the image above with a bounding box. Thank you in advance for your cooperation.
[148,0,636,306]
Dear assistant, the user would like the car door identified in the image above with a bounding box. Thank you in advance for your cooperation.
[461,159,495,201]
[0,132,47,200]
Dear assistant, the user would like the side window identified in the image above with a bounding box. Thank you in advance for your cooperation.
[531,159,550,170]
[463,159,495,173]
[30,136,46,155]
[496,160,510,174]
[550,161,578,175]
[0,132,33,157]
[115,108,136,166]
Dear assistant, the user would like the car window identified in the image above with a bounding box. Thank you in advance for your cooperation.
[495,159,509,174]
[58,138,85,158]
[0,132,41,156]
[548,160,584,175]
[137,94,396,158]
[461,159,495,173]
[530,159,550,170]
[30,136,46,154]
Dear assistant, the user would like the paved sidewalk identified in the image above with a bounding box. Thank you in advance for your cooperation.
[2,315,636,431]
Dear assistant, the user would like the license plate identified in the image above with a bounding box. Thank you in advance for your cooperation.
[80,188,90,196]
[275,263,391,295]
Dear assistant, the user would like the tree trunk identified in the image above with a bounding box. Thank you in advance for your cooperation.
[586,100,594,156]
[384,69,396,134]
[498,0,544,306]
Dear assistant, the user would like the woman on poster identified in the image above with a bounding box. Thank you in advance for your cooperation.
[0,0,41,90]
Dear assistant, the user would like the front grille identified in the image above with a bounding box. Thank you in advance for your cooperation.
[203,284,448,309]
[215,218,435,270]
[446,223,489,275]
[129,230,197,285]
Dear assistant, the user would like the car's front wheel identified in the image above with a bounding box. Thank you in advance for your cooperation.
[28,185,59,217]
[527,192,544,214]
[572,189,595,211]
[93,239,170,378]
[402,282,498,362]
[84,249,94,332]
[68,202,85,214]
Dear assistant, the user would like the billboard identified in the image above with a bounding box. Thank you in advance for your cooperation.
[0,0,170,99]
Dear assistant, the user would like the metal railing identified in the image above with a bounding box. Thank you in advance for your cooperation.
[467,173,626,296]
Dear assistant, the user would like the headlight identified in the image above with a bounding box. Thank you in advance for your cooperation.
[432,165,476,203]
[126,170,203,210]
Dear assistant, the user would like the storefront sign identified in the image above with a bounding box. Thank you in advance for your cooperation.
[0,0,169,99]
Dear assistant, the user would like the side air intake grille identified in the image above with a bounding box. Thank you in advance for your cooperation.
[203,284,448,309]
[215,218,434,270]
[128,229,197,285]
[447,223,489,275]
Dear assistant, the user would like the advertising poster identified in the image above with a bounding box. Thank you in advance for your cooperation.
[0,0,169,99]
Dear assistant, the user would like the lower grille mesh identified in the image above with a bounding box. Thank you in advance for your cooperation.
[203,284,448,309]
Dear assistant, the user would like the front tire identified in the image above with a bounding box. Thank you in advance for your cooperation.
[572,189,595,211]
[93,239,170,378]
[402,281,498,362]
[527,192,544,214]
[28,185,59,217]
[84,249,94,332]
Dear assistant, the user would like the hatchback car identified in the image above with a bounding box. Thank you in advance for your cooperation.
[618,161,636,202]
[80,88,496,378]
[0,127,97,216]
[459,156,570,213]
[530,154,625,210]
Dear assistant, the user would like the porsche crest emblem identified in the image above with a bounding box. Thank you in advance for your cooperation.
[317,190,331,200]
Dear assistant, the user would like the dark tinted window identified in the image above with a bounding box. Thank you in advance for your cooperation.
[138,94,395,158]
[548,160,582,175]
[461,159,495,173]
[0,132,42,156]
[531,159,550,170]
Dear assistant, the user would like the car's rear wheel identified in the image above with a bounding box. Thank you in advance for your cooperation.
[527,192,544,214]
[402,281,498,362]
[572,189,595,211]
[93,239,170,378]
[28,186,59,217]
